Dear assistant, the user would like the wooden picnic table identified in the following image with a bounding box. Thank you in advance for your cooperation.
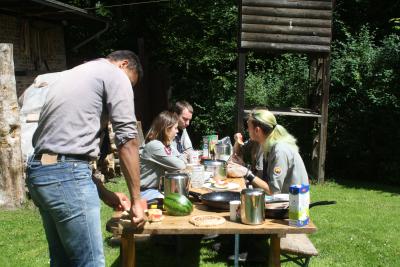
[111,178,317,267]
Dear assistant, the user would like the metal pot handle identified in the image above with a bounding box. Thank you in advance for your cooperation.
[188,191,202,201]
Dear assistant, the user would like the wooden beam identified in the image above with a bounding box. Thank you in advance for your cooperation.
[241,41,330,53]
[317,56,330,183]
[242,24,332,37]
[269,234,282,267]
[121,230,136,267]
[244,107,321,118]
[242,15,332,28]
[242,6,332,19]
[236,52,246,133]
[241,32,331,45]
[243,0,332,10]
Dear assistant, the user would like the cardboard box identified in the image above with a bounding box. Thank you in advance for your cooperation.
[289,184,310,227]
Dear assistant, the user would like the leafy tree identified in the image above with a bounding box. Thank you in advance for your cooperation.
[61,0,400,184]
[329,27,400,183]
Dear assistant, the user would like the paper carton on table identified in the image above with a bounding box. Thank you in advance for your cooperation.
[289,184,310,227]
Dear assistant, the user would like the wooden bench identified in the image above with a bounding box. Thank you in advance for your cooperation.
[280,234,318,267]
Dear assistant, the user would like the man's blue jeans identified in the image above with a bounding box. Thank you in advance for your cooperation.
[26,157,105,267]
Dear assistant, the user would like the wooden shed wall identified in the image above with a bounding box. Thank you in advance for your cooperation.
[239,0,333,53]
[0,14,67,96]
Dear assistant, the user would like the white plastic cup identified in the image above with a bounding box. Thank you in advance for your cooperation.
[229,200,241,222]
[188,150,200,164]
[190,165,205,188]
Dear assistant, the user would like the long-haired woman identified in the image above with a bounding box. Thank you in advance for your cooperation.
[228,108,309,194]
[140,111,187,200]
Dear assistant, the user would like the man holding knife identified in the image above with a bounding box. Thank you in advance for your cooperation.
[26,50,145,267]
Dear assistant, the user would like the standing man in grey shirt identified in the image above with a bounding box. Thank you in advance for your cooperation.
[171,100,194,155]
[26,50,145,267]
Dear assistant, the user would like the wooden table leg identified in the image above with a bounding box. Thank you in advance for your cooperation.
[234,234,240,267]
[268,234,281,267]
[121,231,135,267]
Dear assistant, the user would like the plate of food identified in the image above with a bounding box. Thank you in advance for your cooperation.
[203,180,240,191]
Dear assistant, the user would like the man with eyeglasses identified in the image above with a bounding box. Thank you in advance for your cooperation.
[26,50,146,266]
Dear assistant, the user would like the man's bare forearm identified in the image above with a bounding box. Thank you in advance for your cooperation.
[92,176,107,200]
[118,138,141,201]
[92,177,120,208]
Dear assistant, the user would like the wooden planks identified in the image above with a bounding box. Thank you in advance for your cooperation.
[242,32,331,45]
[242,15,331,27]
[122,202,317,235]
[243,0,332,10]
[239,0,333,53]
[241,41,329,53]
[119,207,317,267]
[280,234,319,256]
[244,107,322,118]
[116,175,317,267]
[242,6,332,19]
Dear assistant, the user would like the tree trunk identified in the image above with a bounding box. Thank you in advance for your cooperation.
[0,43,25,208]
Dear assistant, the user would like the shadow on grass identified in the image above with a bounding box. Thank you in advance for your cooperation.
[201,235,268,267]
[109,235,269,267]
[110,235,202,267]
[327,177,400,196]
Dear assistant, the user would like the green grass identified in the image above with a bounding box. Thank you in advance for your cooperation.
[1,178,399,267]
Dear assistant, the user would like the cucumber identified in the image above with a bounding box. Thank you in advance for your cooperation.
[164,193,193,216]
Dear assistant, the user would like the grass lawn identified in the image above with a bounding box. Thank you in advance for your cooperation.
[0,178,399,267]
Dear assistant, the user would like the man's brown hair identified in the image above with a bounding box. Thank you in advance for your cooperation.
[107,50,143,82]
[173,100,193,115]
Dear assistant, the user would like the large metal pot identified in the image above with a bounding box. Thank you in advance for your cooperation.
[161,172,190,197]
[240,188,265,225]
[202,159,227,180]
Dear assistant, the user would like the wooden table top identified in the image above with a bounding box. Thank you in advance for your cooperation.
[110,177,316,236]
[120,203,317,235]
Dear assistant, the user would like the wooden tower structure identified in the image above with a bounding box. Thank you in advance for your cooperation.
[236,0,333,182]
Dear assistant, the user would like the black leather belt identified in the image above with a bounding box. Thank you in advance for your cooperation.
[33,154,92,162]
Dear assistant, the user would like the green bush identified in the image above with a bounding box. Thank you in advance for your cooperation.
[244,53,310,109]
[329,27,400,183]
[77,1,400,184]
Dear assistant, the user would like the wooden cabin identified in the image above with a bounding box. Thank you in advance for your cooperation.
[0,0,107,97]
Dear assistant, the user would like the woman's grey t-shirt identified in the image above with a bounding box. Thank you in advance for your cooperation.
[266,142,309,194]
[32,59,137,158]
[140,140,186,189]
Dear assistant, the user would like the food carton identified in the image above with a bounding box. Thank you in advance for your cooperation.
[288,184,310,227]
